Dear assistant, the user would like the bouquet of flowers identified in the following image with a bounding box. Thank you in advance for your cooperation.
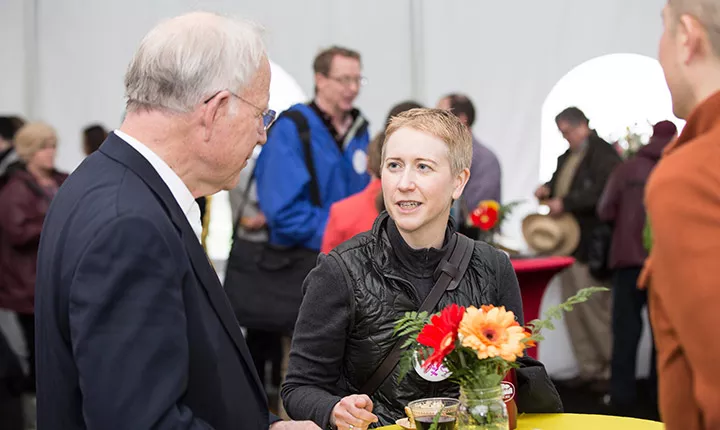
[394,287,607,429]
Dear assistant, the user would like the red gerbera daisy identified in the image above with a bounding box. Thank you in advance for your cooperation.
[416,304,465,370]
[470,201,500,231]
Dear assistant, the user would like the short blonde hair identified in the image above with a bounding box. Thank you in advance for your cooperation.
[668,0,720,57]
[14,122,57,162]
[383,108,472,175]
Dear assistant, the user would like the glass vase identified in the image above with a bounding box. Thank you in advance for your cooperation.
[457,385,509,430]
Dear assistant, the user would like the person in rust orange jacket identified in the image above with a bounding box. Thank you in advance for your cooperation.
[641,1,720,429]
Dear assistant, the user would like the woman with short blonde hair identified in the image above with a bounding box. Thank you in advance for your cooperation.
[283,109,561,428]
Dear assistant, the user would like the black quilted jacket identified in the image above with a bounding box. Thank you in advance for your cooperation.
[282,213,562,428]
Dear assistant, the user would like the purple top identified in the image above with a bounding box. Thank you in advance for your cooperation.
[464,136,502,209]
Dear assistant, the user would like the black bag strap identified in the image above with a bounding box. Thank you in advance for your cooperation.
[359,234,476,396]
[232,109,319,235]
[282,110,321,208]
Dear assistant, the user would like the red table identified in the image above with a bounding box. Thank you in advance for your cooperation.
[511,256,575,358]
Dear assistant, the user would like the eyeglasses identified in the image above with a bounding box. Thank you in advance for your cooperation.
[204,90,277,130]
[327,75,368,87]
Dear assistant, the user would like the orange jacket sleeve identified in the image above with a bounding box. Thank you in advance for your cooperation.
[321,203,344,254]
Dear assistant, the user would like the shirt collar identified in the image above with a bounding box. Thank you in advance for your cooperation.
[113,129,197,218]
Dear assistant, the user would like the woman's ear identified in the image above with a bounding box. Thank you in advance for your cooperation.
[452,167,471,201]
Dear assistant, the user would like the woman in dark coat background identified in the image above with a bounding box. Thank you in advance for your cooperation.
[0,122,68,398]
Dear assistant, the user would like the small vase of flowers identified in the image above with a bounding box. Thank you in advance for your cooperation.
[395,287,607,430]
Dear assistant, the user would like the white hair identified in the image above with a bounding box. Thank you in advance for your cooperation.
[125,11,266,113]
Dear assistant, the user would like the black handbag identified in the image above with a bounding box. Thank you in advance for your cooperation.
[588,222,613,281]
[223,110,320,335]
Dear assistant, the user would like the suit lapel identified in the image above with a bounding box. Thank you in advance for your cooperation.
[178,224,266,395]
[100,133,267,398]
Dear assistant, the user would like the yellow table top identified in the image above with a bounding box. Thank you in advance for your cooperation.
[380,413,663,430]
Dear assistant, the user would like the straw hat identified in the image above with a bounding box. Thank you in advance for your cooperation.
[522,213,581,256]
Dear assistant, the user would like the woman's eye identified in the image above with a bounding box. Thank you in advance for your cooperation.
[418,163,430,171]
[387,162,400,169]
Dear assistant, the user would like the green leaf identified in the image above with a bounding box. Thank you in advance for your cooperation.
[428,407,443,430]
[397,351,415,382]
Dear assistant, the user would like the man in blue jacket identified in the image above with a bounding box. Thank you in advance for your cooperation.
[255,46,370,251]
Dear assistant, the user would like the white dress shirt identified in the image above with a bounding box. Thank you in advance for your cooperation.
[114,130,203,242]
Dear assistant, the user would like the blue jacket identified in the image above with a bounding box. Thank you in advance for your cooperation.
[255,103,370,250]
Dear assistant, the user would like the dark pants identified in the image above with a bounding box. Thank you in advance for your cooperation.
[16,313,35,393]
[0,328,24,430]
[245,329,283,388]
[0,383,23,430]
[610,267,657,407]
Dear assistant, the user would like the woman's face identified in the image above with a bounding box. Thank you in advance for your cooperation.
[381,127,469,247]
[29,139,57,171]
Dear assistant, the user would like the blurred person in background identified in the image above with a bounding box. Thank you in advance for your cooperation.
[238,46,370,412]
[0,116,25,176]
[534,107,621,392]
[321,100,422,254]
[437,93,502,208]
[255,45,370,253]
[0,122,68,428]
[82,124,108,156]
[598,120,677,416]
[0,115,26,430]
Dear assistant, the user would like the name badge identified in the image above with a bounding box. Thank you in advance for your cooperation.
[413,351,451,382]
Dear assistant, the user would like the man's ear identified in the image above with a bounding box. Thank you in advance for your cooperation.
[458,113,469,127]
[315,73,327,94]
[201,91,232,141]
[677,14,707,65]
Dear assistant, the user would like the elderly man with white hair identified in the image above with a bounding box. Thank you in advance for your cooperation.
[34,12,318,430]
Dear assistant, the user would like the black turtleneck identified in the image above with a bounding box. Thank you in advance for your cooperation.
[386,219,451,303]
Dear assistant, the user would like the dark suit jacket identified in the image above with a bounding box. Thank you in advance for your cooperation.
[35,133,279,429]
[545,131,621,262]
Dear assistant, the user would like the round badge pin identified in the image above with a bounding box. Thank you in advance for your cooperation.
[413,351,451,382]
[352,149,368,174]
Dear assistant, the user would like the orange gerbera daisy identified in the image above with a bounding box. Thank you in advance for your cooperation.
[458,305,530,362]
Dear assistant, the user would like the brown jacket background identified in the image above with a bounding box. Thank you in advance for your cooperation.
[598,128,675,269]
[641,90,720,430]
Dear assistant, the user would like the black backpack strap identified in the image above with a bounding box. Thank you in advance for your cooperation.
[359,234,476,396]
[280,110,321,208]
[234,109,320,234]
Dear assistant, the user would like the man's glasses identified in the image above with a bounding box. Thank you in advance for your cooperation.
[327,75,368,87]
[204,90,277,130]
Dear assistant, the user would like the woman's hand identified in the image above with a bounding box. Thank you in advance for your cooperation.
[330,394,378,430]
